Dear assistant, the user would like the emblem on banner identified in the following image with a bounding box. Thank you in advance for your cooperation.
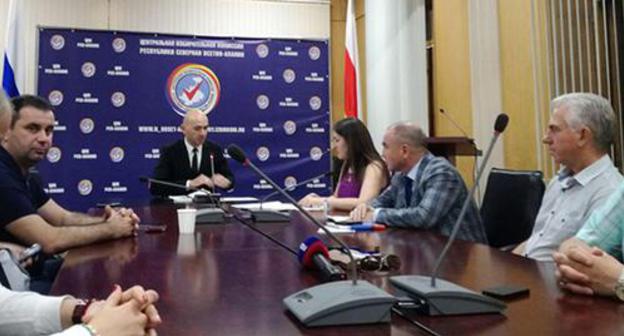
[256,146,270,162]
[166,63,221,117]
[282,69,296,84]
[111,92,126,108]
[48,90,64,106]
[50,34,65,50]
[310,147,323,161]
[256,95,270,110]
[78,179,93,196]
[109,147,125,163]
[309,96,322,111]
[308,46,321,60]
[79,118,95,134]
[284,176,297,189]
[256,44,269,58]
[46,147,62,163]
[112,37,126,53]
[283,120,297,135]
[81,62,96,78]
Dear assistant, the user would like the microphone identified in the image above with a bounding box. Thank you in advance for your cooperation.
[389,114,509,316]
[299,236,346,282]
[439,108,471,139]
[227,144,396,327]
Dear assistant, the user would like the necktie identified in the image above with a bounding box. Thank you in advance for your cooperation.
[191,148,199,173]
[404,176,413,205]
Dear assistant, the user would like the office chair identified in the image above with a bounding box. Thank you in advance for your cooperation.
[480,168,545,250]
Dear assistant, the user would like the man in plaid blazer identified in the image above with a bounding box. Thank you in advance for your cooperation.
[351,122,487,243]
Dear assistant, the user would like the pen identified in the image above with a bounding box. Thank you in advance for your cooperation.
[350,224,386,232]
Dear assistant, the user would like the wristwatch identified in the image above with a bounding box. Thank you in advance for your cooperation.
[614,269,624,301]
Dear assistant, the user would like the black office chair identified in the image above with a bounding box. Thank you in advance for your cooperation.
[480,168,545,250]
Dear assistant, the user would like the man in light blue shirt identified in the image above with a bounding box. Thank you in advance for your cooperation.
[514,93,623,261]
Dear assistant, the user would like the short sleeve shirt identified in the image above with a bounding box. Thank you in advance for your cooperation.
[0,146,50,244]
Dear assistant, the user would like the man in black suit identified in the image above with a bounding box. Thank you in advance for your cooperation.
[150,109,234,196]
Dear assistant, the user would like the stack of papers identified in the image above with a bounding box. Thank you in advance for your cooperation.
[232,201,298,212]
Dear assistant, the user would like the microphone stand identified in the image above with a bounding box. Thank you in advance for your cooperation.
[389,115,509,316]
[227,145,396,327]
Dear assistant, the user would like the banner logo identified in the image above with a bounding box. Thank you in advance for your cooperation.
[310,147,324,161]
[47,147,62,163]
[283,120,297,135]
[80,118,95,134]
[256,44,269,58]
[50,35,65,50]
[309,96,322,111]
[111,92,126,108]
[282,69,296,84]
[256,94,270,110]
[308,46,321,60]
[166,63,221,117]
[48,90,64,106]
[81,62,96,78]
[284,176,297,189]
[78,179,93,196]
[256,146,270,162]
[109,147,125,163]
[112,37,127,53]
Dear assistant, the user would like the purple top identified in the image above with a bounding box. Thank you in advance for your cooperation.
[337,170,361,198]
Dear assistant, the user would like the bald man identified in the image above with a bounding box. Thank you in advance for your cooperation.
[150,109,234,196]
[351,121,487,243]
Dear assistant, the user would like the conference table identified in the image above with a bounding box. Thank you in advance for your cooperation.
[51,202,624,335]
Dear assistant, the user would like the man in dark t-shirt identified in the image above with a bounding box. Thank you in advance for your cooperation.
[0,95,138,254]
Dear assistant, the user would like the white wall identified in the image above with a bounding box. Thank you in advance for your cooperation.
[0,0,330,94]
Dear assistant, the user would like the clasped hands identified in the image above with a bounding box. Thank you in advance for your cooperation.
[188,174,230,190]
[553,244,623,296]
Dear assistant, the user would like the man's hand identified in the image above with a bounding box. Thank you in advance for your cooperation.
[553,246,624,296]
[85,285,161,336]
[105,210,137,238]
[211,174,231,189]
[84,285,161,331]
[350,203,373,221]
[189,174,214,189]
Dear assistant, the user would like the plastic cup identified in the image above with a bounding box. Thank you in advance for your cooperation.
[177,208,197,234]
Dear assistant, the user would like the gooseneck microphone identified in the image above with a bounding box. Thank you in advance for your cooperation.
[431,113,509,285]
[227,144,358,284]
[439,108,472,140]
[227,144,396,327]
[389,114,509,316]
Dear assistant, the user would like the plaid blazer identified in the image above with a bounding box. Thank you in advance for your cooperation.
[373,153,487,243]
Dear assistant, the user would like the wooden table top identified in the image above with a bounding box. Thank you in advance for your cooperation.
[51,203,624,335]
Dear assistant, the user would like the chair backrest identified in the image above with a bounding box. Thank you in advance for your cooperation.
[480,168,546,248]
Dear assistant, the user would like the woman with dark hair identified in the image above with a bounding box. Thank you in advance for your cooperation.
[299,117,389,211]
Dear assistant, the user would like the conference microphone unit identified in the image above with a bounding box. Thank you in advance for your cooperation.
[251,170,333,223]
[138,176,224,224]
[299,236,346,282]
[389,114,509,316]
[227,144,396,327]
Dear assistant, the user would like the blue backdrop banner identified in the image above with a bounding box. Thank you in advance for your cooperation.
[36,28,331,210]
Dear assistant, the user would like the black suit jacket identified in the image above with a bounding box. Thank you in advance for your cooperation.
[150,139,235,196]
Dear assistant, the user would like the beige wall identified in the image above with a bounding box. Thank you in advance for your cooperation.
[432,0,475,183]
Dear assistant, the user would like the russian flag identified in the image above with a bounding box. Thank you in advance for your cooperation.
[344,0,361,119]
[3,0,21,97]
